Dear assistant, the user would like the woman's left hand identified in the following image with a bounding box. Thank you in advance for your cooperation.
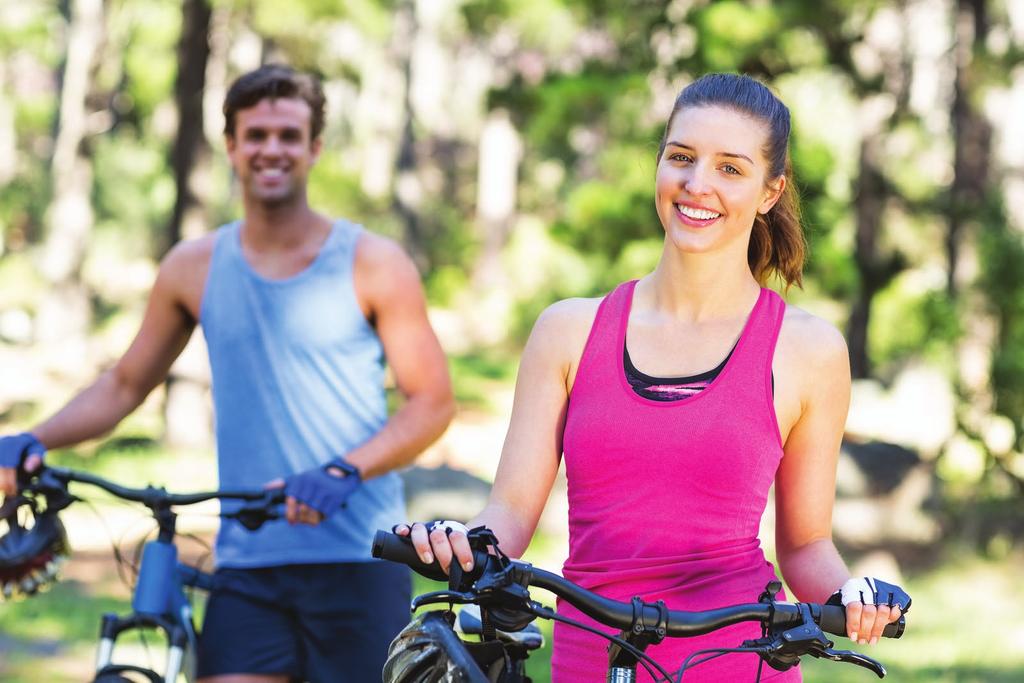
[832,577,912,645]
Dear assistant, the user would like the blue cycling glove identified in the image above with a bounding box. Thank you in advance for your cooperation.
[0,432,46,470]
[284,457,361,517]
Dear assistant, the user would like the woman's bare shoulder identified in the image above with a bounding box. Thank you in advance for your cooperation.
[516,296,605,392]
[777,302,850,376]
[532,296,603,341]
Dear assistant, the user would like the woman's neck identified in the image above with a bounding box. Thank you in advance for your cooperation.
[643,249,761,322]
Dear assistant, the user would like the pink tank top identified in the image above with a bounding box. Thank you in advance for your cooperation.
[552,280,800,682]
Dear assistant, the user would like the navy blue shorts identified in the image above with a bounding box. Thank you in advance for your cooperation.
[196,561,411,682]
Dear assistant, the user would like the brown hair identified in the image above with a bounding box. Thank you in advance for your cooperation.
[658,73,805,287]
[223,64,327,142]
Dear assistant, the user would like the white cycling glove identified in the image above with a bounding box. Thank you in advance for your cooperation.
[831,577,912,612]
[428,519,470,536]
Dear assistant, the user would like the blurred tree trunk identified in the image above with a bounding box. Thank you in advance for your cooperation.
[472,109,522,288]
[391,0,425,265]
[947,0,991,295]
[36,0,104,344]
[163,0,212,256]
[843,3,915,379]
[164,0,215,449]
[848,136,897,379]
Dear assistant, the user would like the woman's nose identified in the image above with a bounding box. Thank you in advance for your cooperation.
[683,165,712,196]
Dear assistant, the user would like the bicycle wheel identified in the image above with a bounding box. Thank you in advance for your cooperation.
[92,664,162,683]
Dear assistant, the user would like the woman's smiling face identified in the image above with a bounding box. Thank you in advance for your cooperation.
[655,105,784,259]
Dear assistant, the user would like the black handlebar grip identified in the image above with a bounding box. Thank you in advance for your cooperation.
[819,604,906,639]
[372,530,450,582]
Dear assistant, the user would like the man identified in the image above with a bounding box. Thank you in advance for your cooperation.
[0,64,455,682]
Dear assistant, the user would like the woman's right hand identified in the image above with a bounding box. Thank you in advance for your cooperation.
[394,520,475,574]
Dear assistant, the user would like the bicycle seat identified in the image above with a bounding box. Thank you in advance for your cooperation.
[456,604,544,651]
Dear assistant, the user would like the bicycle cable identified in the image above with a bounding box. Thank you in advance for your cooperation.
[75,496,142,590]
[674,647,767,682]
[527,602,674,682]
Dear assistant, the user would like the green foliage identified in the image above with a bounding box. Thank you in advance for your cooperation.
[0,252,46,311]
[0,165,50,249]
[91,132,175,250]
[978,201,1024,447]
[120,0,180,126]
[307,154,386,226]
[449,349,518,410]
[0,3,59,62]
[869,280,960,372]
[501,71,636,161]
[883,120,953,204]
[692,1,781,72]
[554,176,652,256]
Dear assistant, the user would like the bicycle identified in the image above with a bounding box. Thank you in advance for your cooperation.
[0,464,284,683]
[372,527,907,682]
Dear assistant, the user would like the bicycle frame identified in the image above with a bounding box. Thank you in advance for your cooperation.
[15,466,281,683]
[93,505,212,683]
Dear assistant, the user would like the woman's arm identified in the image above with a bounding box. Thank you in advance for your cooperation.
[405,298,597,573]
[774,313,851,601]
[774,310,902,645]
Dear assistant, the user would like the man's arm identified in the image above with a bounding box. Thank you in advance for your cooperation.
[0,241,205,495]
[345,233,455,479]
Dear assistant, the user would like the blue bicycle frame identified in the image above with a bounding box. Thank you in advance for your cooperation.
[19,466,281,683]
[93,523,212,683]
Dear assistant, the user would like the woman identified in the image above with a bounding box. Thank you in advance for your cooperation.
[399,74,909,681]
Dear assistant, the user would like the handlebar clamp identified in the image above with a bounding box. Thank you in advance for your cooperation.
[629,596,668,644]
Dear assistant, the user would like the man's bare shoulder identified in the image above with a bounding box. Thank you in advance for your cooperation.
[354,229,411,268]
[156,233,219,317]
[350,229,426,320]
[161,233,218,277]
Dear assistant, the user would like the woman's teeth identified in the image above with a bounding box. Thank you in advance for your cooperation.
[677,204,721,220]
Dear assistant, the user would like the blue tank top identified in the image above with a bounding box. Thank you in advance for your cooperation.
[201,219,405,567]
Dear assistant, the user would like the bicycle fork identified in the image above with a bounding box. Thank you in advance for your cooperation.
[94,535,193,682]
[95,612,190,681]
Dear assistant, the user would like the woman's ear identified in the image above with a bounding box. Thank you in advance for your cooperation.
[758,175,786,214]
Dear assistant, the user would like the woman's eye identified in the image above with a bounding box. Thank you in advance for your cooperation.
[670,153,692,163]
[722,164,740,175]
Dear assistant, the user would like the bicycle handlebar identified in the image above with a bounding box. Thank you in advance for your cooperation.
[41,466,282,505]
[371,530,905,641]
[24,465,285,529]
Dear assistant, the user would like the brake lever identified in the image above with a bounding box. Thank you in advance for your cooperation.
[224,491,285,531]
[411,589,479,610]
[18,469,77,513]
[812,647,887,678]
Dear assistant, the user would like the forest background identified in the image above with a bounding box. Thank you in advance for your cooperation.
[1,0,1023,681]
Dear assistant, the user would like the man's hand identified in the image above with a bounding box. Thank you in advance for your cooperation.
[0,433,46,497]
[281,457,361,525]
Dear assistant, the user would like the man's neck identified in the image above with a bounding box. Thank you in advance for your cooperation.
[240,200,329,251]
